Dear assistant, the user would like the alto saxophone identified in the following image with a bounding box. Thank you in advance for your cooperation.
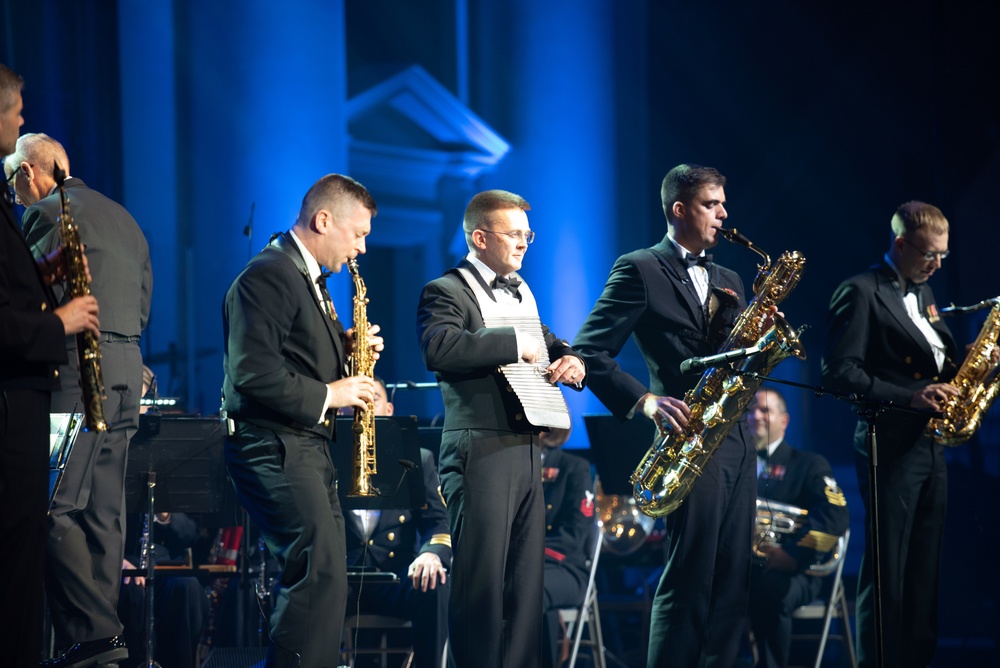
[346,258,377,497]
[927,297,1000,446]
[55,165,107,432]
[631,228,806,517]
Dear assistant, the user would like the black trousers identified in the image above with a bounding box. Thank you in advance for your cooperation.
[748,565,822,668]
[854,430,947,668]
[225,422,348,668]
[0,388,50,668]
[647,424,756,668]
[439,429,544,668]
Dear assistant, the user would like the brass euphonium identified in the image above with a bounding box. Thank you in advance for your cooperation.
[346,258,377,497]
[630,228,806,517]
[927,297,1000,446]
[55,164,107,432]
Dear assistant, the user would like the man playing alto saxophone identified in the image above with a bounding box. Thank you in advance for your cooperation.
[822,201,959,667]
[574,164,757,667]
[222,174,383,668]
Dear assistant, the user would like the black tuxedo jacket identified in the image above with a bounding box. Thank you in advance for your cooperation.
[822,260,958,456]
[542,447,593,580]
[758,440,850,571]
[346,449,452,576]
[0,195,66,391]
[574,235,747,419]
[417,259,584,433]
[222,232,347,439]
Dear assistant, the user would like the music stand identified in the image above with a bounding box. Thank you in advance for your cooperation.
[583,414,656,495]
[331,415,423,511]
[124,417,236,668]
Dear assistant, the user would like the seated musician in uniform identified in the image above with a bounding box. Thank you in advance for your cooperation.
[747,388,850,668]
[539,424,596,668]
[343,377,451,668]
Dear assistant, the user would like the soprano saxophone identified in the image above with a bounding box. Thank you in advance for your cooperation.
[631,228,806,517]
[55,165,107,432]
[346,258,377,496]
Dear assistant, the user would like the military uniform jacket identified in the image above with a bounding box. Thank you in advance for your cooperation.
[542,447,594,580]
[758,440,850,572]
[574,235,747,419]
[346,449,452,576]
[417,259,585,433]
[822,259,958,458]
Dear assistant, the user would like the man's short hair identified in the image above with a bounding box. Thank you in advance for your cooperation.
[5,133,70,178]
[298,174,377,224]
[891,200,949,237]
[754,388,788,414]
[462,189,531,250]
[660,164,726,222]
[0,64,24,114]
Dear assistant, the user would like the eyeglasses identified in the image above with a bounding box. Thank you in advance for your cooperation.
[479,229,535,245]
[5,167,17,199]
[901,236,949,262]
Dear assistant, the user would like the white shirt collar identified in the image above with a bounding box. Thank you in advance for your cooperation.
[466,252,502,284]
[290,229,324,283]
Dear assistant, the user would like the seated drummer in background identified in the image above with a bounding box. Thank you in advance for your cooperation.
[747,388,850,668]
[538,423,595,668]
[342,377,451,668]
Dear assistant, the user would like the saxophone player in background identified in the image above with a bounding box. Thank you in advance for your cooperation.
[574,164,757,667]
[1,64,101,668]
[8,132,151,668]
[822,201,959,668]
[221,174,382,668]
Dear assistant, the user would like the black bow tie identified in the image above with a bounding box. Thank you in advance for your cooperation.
[316,271,338,320]
[491,274,522,297]
[683,253,712,268]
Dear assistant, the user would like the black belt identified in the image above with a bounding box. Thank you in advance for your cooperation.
[100,333,141,343]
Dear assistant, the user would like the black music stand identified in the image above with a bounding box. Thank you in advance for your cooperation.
[331,415,423,511]
[125,416,236,668]
[583,413,656,495]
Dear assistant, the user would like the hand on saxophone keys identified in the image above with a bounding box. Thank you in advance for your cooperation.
[910,382,959,411]
[640,392,691,434]
[346,322,385,361]
[328,375,378,412]
[56,295,100,337]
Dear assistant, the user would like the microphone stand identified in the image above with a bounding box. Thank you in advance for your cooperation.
[737,371,942,668]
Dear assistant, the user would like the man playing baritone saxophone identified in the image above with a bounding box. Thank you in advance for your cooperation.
[822,201,959,668]
[573,164,756,667]
[8,133,152,668]
[221,174,383,668]
[417,189,587,668]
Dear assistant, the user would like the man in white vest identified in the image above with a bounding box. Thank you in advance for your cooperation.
[417,189,586,668]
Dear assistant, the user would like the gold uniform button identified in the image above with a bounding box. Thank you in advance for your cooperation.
[323,418,331,428]
[932,376,939,381]
[398,515,406,524]
[546,525,553,531]
[54,370,59,378]
[368,539,374,546]
[904,356,912,364]
[913,373,922,380]
[40,302,48,311]
[515,413,523,422]
[387,532,395,542]
[546,504,553,510]
[388,551,394,558]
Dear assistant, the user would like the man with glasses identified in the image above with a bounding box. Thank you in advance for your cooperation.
[2,64,103,668]
[417,189,586,668]
[822,201,959,667]
[574,163,756,667]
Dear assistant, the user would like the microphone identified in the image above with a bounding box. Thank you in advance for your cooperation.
[679,345,762,375]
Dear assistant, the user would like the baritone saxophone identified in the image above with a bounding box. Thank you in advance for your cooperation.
[927,297,1000,446]
[55,164,107,432]
[347,258,377,496]
[631,228,806,517]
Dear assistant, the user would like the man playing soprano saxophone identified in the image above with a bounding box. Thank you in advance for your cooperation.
[221,174,383,668]
[8,132,151,668]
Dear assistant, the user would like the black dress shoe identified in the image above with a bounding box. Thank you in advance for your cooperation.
[41,636,128,668]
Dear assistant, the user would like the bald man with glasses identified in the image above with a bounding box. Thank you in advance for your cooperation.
[822,200,960,667]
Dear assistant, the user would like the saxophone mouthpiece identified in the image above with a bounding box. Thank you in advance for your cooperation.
[53,162,67,187]
[718,227,752,247]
